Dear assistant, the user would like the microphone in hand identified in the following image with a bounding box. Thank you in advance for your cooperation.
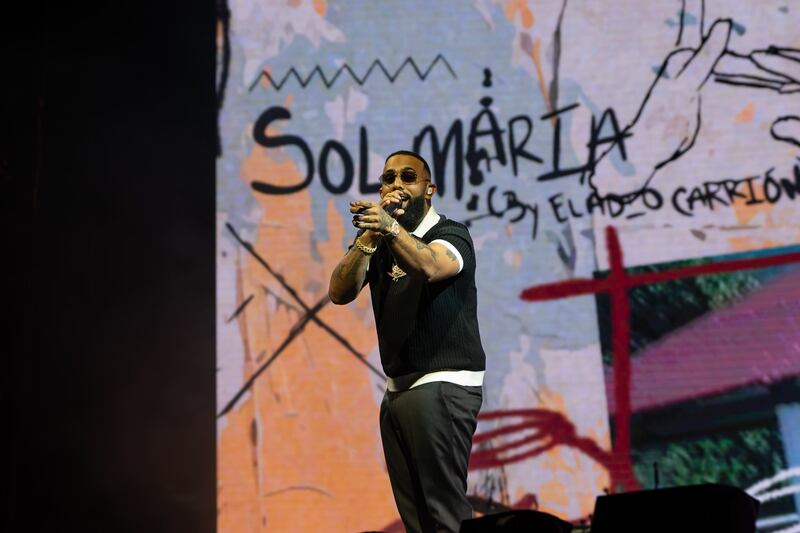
[383,192,409,216]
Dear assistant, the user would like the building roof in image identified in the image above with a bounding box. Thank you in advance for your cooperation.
[606,267,800,415]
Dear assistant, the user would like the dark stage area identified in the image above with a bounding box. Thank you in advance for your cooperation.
[7,2,217,531]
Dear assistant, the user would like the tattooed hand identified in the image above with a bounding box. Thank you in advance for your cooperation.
[350,200,397,235]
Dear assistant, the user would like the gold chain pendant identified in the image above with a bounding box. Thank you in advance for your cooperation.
[389,262,407,282]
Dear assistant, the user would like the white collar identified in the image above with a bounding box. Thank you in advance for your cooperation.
[410,205,440,238]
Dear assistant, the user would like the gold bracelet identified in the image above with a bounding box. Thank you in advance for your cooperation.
[354,238,377,255]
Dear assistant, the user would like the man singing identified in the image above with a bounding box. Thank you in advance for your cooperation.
[328,150,486,533]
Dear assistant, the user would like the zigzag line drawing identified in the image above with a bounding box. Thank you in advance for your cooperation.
[248,53,457,92]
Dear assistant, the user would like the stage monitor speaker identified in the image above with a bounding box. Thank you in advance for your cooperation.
[590,483,759,533]
[460,509,573,533]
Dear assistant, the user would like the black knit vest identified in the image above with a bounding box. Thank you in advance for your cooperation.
[366,216,486,378]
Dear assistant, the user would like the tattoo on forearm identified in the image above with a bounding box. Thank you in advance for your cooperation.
[337,250,366,282]
[413,238,438,262]
[445,248,457,263]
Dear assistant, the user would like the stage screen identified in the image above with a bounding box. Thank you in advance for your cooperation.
[216,1,800,530]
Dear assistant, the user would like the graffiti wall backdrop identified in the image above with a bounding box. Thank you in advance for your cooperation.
[216,1,800,531]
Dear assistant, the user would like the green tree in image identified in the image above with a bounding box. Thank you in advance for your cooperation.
[632,427,786,490]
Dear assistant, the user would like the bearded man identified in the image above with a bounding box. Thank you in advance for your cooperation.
[329,150,486,533]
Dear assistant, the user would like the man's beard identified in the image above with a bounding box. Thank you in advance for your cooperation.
[397,192,426,231]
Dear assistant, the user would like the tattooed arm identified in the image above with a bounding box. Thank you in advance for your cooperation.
[328,230,380,305]
[385,231,461,283]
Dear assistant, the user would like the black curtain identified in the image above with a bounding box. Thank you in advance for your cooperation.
[6,1,216,531]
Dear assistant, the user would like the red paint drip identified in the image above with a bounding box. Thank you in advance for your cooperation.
[605,226,638,491]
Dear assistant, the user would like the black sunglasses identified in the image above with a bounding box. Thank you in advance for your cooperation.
[380,169,429,185]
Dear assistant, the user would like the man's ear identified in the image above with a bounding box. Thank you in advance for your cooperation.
[425,183,436,199]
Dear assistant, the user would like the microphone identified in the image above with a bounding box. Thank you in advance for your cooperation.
[384,192,409,216]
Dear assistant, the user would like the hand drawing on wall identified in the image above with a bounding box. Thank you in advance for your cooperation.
[716,46,800,148]
[590,6,799,200]
[591,19,730,197]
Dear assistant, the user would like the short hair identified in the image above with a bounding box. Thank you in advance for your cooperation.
[385,150,431,179]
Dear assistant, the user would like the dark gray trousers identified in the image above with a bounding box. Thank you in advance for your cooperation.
[379,382,483,533]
